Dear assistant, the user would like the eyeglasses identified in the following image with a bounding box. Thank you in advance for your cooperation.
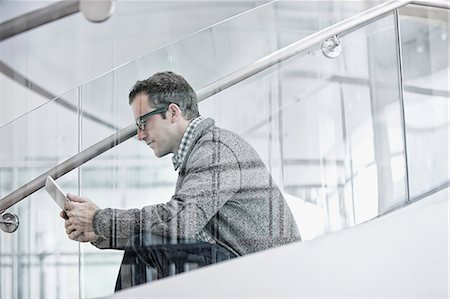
[135,106,168,130]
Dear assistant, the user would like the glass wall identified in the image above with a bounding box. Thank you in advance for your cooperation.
[0,2,448,298]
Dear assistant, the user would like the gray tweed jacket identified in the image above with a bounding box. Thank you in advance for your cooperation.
[92,118,300,255]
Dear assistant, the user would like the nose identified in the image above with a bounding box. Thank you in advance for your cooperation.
[137,128,146,141]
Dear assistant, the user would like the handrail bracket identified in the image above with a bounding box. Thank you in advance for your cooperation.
[0,212,20,233]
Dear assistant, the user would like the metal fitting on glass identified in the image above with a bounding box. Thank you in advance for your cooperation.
[321,36,342,59]
[0,212,19,233]
[79,0,115,23]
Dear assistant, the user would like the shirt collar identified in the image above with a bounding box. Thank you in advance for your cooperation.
[172,116,205,171]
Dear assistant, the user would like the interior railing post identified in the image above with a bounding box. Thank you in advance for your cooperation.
[394,9,411,204]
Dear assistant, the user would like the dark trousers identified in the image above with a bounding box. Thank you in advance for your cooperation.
[114,233,237,291]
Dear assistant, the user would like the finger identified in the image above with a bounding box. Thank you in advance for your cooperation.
[68,229,83,240]
[60,210,69,220]
[66,225,76,235]
[67,194,87,203]
[64,219,72,229]
[64,201,75,212]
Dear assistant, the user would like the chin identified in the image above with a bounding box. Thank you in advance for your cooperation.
[152,150,169,158]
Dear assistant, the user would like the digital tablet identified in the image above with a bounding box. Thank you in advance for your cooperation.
[44,176,70,210]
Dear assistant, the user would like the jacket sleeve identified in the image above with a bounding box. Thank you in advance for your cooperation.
[91,139,241,250]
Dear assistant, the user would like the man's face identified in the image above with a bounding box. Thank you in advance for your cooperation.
[131,93,178,157]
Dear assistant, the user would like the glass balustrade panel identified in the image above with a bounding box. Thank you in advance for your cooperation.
[399,5,450,200]
[74,1,375,295]
[75,11,410,297]
[203,13,408,238]
[0,89,80,299]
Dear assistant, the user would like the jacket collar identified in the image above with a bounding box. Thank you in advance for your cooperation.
[178,117,215,173]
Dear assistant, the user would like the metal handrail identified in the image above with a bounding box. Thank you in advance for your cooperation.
[0,0,447,212]
[411,0,450,9]
[0,1,80,42]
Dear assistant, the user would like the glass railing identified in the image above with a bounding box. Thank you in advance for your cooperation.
[399,4,450,199]
[1,1,448,298]
[0,90,81,298]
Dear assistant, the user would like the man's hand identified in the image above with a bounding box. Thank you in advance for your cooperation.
[61,194,100,243]
[64,221,99,243]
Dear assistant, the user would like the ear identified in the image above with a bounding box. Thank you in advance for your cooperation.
[168,103,181,123]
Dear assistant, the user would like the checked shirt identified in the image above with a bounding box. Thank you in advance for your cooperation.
[172,116,205,171]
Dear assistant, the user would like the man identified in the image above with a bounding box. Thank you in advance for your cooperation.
[63,71,300,268]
